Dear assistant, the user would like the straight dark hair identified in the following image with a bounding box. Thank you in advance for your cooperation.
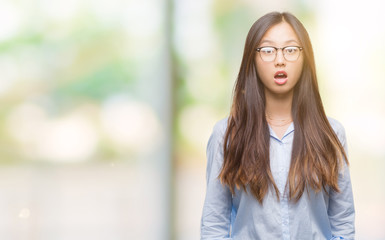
[219,12,348,203]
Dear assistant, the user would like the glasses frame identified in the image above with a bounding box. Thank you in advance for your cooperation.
[256,46,303,62]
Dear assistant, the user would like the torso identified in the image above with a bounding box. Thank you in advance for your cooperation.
[269,123,292,140]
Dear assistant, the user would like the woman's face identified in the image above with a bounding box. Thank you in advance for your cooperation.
[255,21,304,97]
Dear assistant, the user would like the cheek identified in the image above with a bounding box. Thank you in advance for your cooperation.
[256,61,271,80]
[292,61,304,81]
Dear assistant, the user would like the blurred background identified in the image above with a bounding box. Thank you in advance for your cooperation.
[0,0,384,239]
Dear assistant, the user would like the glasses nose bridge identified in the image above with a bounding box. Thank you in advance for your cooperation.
[275,47,286,61]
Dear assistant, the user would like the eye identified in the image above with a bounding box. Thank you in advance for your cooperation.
[284,47,299,54]
[260,47,276,55]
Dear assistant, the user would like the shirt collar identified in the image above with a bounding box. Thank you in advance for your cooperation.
[268,122,295,142]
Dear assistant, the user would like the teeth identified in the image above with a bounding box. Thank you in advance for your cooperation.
[275,73,286,78]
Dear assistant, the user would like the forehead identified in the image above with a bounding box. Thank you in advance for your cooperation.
[259,21,300,45]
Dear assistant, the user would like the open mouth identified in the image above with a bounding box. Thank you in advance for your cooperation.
[274,71,287,79]
[274,71,288,85]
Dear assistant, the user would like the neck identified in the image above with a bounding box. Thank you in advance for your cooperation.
[265,90,293,119]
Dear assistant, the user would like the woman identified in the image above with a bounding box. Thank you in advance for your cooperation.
[200,12,355,240]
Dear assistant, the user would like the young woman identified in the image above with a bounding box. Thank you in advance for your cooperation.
[200,12,355,240]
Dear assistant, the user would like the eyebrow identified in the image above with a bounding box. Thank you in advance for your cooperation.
[259,39,300,45]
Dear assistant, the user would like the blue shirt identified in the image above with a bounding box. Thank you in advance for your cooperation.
[201,117,355,240]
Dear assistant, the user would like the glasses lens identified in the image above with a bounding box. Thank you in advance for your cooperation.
[259,47,276,62]
[283,46,300,61]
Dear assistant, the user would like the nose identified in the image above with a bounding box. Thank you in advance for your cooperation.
[274,49,286,67]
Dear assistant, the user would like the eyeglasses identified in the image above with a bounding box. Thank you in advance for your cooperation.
[256,46,303,62]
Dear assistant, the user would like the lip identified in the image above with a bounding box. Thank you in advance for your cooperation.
[274,71,288,85]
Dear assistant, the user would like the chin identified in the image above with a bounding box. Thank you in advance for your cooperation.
[270,86,294,96]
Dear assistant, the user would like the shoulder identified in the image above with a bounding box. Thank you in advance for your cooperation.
[211,117,229,139]
[327,116,347,145]
[206,118,229,166]
[206,117,229,152]
[327,116,345,134]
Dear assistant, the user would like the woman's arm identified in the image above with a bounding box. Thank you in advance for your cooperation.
[200,121,233,240]
[328,121,355,240]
